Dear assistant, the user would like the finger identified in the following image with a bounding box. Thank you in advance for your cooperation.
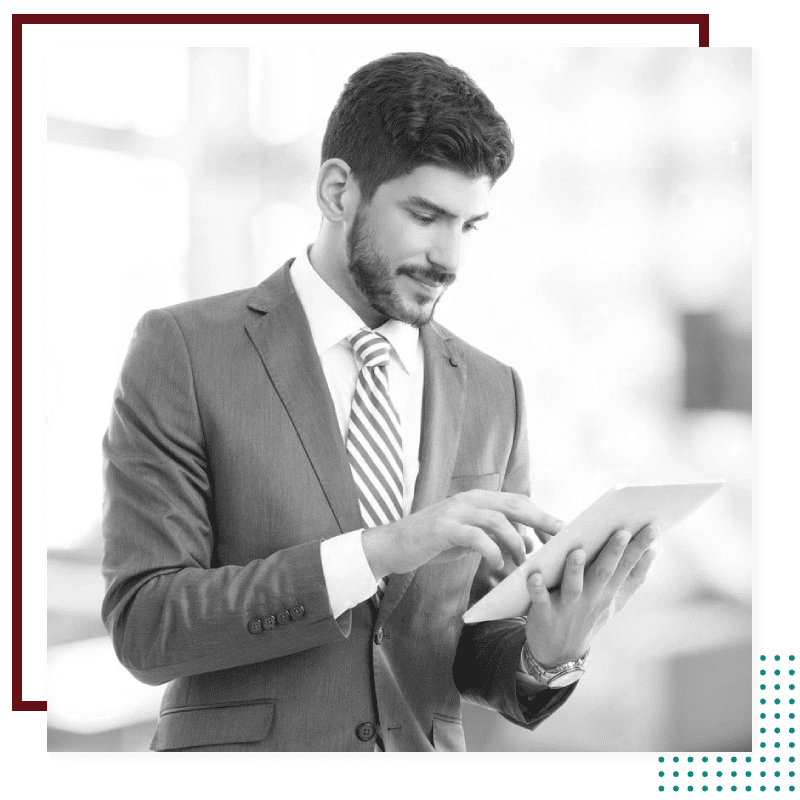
[634,523,661,547]
[532,529,555,545]
[584,529,631,597]
[615,548,656,613]
[605,524,659,595]
[470,508,527,566]
[628,545,657,583]
[559,548,585,605]
[520,527,538,554]
[526,571,551,614]
[463,491,565,537]
[451,523,505,570]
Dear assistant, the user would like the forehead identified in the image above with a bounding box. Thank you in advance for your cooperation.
[370,164,492,217]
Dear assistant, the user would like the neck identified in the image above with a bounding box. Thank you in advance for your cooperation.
[308,224,387,328]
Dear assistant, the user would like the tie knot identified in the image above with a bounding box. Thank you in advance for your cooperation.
[348,328,391,368]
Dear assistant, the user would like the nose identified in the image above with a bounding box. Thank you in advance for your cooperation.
[428,225,462,276]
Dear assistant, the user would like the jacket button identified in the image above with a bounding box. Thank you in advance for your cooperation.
[264,615,277,629]
[290,604,305,620]
[277,609,291,625]
[355,722,376,742]
[247,618,263,635]
[373,626,384,645]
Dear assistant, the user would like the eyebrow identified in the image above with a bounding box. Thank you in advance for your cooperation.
[405,195,490,224]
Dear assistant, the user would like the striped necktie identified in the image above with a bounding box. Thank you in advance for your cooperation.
[346,328,404,605]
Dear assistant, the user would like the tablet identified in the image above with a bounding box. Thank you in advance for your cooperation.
[462,480,725,624]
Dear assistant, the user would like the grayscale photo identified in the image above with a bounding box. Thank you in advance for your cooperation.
[46,43,751,752]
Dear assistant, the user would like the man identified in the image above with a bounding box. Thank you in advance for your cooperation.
[101,51,657,752]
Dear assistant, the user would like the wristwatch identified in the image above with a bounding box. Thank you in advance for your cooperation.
[519,641,588,688]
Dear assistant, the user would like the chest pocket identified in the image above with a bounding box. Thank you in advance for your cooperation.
[446,472,501,496]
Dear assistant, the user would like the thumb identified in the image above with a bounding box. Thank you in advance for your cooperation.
[526,571,551,613]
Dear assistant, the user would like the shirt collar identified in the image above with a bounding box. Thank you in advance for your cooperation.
[290,245,419,374]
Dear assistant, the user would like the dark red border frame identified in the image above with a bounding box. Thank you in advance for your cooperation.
[10,12,710,41]
[12,13,709,713]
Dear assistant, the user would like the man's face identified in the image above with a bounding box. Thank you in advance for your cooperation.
[345,164,492,327]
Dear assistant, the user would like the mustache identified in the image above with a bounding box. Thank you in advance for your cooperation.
[397,265,456,287]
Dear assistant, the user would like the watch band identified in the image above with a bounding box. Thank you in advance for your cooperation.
[520,641,588,689]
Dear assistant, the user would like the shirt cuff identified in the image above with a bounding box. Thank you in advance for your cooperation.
[320,529,378,619]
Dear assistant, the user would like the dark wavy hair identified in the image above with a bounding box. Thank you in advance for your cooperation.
[321,52,514,202]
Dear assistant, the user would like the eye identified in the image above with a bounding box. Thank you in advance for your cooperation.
[410,211,435,225]
[463,221,479,233]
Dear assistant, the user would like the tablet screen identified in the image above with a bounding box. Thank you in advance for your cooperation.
[463,480,725,624]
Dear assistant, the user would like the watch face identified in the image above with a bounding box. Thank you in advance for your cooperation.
[549,668,584,689]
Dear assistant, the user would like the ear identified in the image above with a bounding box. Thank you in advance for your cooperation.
[316,158,361,223]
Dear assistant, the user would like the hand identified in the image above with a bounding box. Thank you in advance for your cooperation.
[524,524,659,667]
[361,490,563,579]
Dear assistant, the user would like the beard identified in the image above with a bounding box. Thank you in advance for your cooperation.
[345,207,455,328]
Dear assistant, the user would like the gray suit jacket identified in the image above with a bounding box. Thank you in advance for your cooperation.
[101,261,574,751]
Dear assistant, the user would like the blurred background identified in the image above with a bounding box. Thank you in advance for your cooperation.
[45,45,751,752]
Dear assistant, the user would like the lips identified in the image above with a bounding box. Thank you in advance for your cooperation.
[400,268,452,290]
[408,274,441,289]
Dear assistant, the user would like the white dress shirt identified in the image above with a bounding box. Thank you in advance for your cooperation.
[289,247,425,618]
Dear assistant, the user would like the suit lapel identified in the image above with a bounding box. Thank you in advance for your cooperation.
[244,264,362,535]
[245,265,467,619]
[377,321,467,623]
[411,323,467,513]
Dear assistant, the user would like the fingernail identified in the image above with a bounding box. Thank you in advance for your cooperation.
[531,573,543,587]
[498,559,504,570]
[573,550,586,565]
[617,530,631,545]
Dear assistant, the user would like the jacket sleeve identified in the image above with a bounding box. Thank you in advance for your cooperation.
[453,366,577,729]
[101,309,350,687]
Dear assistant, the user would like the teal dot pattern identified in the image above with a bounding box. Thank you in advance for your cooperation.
[658,655,796,793]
